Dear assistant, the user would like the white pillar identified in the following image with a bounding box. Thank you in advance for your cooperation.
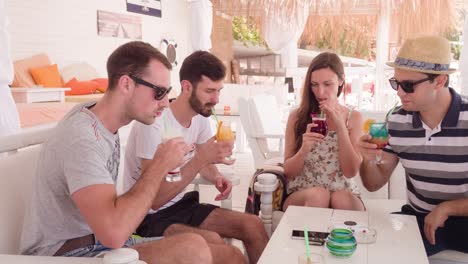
[187,0,213,52]
[280,39,299,69]
[0,0,20,136]
[254,173,280,237]
[374,0,390,111]
[459,16,468,96]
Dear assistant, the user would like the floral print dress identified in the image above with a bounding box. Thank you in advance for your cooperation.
[286,108,360,196]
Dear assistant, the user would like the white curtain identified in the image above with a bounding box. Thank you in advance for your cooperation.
[0,0,20,136]
[459,16,468,96]
[187,0,213,51]
[262,3,309,68]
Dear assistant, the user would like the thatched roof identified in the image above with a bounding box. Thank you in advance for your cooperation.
[394,0,456,43]
[213,0,460,60]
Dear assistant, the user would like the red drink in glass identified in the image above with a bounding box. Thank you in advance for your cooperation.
[310,113,328,136]
[369,138,388,149]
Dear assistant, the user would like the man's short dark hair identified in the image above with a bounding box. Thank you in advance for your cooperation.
[107,41,172,90]
[179,51,226,87]
[426,73,450,88]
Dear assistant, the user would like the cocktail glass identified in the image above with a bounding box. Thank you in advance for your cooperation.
[368,122,389,164]
[216,121,235,160]
[310,113,328,137]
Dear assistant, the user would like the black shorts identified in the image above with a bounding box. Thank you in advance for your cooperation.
[136,191,218,237]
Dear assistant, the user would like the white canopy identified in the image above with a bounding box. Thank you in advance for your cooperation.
[187,0,213,51]
[262,2,309,68]
[459,16,468,95]
[0,0,20,136]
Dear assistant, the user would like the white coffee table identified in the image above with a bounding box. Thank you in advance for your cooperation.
[258,201,428,264]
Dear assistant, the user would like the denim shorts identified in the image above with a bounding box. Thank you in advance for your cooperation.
[62,235,163,257]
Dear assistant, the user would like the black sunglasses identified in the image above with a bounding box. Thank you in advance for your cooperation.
[388,76,433,93]
[129,75,172,100]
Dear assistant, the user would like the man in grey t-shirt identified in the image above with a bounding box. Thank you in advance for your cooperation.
[20,41,214,263]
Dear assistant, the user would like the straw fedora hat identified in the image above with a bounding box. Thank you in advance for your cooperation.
[386,35,456,74]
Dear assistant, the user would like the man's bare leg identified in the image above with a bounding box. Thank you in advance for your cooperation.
[163,223,246,264]
[130,233,212,264]
[208,242,246,264]
[199,208,268,264]
[164,223,225,244]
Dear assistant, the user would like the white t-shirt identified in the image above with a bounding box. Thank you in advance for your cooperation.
[123,108,214,213]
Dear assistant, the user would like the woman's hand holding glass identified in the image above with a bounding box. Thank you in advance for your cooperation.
[301,123,325,154]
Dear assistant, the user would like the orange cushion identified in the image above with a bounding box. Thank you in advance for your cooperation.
[64,78,99,95]
[12,53,51,87]
[29,64,64,87]
[92,78,109,93]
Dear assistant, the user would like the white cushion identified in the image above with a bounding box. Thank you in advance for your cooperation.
[60,62,100,83]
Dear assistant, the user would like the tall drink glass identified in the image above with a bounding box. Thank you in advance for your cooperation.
[161,126,184,182]
[368,122,389,164]
[310,113,328,136]
[216,121,235,160]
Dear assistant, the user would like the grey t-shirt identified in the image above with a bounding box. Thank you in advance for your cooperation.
[20,102,120,256]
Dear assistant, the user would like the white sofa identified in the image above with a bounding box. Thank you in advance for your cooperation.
[0,121,238,262]
[0,123,141,262]
[0,143,110,263]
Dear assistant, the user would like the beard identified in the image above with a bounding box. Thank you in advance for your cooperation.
[189,91,215,117]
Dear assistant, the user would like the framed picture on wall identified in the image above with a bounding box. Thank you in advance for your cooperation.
[97,10,142,39]
[126,0,162,18]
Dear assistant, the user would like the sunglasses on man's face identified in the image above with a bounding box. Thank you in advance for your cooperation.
[129,75,172,100]
[388,76,433,94]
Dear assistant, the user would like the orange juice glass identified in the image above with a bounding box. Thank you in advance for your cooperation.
[216,121,235,160]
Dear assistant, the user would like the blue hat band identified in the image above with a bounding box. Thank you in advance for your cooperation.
[394,57,450,72]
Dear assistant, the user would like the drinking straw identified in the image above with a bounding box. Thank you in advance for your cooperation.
[381,101,400,132]
[304,227,311,261]
[319,111,324,118]
[163,115,168,135]
[385,101,399,122]
[211,108,219,125]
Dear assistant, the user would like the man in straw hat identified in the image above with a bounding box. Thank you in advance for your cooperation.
[357,35,468,256]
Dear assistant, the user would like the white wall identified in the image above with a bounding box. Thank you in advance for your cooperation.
[4,0,190,91]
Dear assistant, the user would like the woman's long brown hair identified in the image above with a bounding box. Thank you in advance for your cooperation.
[293,52,345,152]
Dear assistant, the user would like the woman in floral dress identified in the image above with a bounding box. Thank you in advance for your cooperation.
[283,52,364,211]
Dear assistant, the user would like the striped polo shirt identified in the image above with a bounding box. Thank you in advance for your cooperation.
[384,88,468,213]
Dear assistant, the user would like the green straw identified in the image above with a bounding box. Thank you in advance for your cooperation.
[320,111,324,118]
[304,227,311,261]
[211,108,219,125]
